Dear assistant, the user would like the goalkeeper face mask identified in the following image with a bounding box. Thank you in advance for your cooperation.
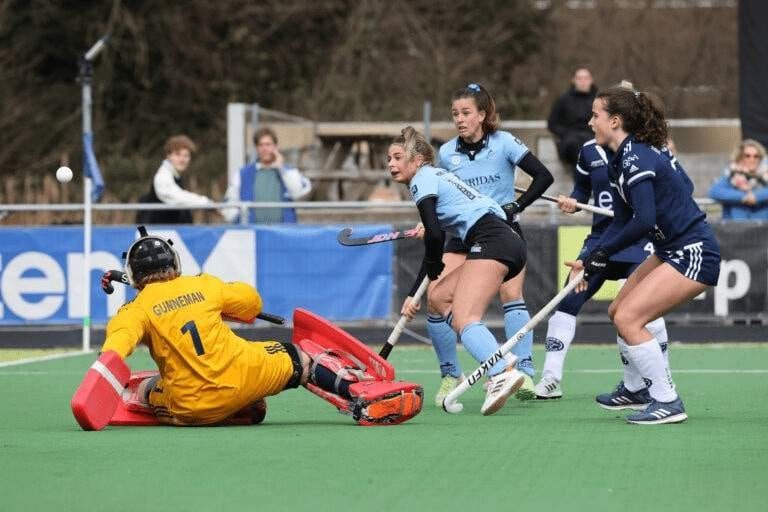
[123,226,181,286]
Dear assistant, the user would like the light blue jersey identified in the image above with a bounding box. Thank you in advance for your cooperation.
[409,164,504,241]
[438,131,529,206]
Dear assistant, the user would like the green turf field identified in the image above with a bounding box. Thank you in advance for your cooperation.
[1,344,766,511]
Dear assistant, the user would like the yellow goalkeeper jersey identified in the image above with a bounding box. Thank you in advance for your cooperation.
[102,273,295,423]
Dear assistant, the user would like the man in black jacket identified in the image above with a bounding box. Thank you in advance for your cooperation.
[547,68,597,177]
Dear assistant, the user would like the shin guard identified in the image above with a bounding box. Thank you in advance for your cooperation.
[294,309,423,425]
[71,351,131,431]
[293,308,395,380]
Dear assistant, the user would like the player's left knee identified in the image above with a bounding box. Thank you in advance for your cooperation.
[607,302,618,321]
[427,285,452,315]
[612,309,642,335]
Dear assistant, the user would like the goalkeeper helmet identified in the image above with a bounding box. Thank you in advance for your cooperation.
[123,226,181,286]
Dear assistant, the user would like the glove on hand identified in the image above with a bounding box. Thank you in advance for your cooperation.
[582,249,609,279]
[424,259,445,280]
[101,270,128,295]
[501,201,523,223]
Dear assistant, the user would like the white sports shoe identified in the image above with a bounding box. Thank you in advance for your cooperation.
[480,367,525,416]
[534,376,562,400]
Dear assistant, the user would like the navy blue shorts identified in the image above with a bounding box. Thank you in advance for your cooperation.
[656,229,721,286]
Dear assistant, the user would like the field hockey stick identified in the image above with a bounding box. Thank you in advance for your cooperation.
[514,186,614,217]
[338,226,422,246]
[379,276,430,359]
[442,270,585,414]
[100,270,285,325]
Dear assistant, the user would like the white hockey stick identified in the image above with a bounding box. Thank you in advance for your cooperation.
[442,270,585,413]
[515,186,614,217]
[378,276,430,359]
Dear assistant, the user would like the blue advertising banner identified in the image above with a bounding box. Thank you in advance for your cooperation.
[0,225,392,325]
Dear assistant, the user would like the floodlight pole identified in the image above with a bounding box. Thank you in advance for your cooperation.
[78,35,108,352]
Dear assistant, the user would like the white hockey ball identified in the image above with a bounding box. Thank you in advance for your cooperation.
[56,166,73,183]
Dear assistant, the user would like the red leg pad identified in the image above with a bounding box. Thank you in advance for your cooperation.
[295,337,375,383]
[349,381,424,426]
[304,382,352,414]
[71,351,131,431]
[109,370,162,426]
[121,370,159,412]
[110,398,267,427]
[293,308,395,380]
[109,401,162,426]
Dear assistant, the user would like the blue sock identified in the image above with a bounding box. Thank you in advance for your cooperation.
[504,300,535,377]
[427,314,461,377]
[459,322,507,376]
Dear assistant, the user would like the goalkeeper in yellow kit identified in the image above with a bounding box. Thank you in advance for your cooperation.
[101,227,305,425]
[76,226,422,428]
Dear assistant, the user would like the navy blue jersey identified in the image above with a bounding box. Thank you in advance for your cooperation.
[575,139,617,233]
[575,139,652,263]
[606,136,706,253]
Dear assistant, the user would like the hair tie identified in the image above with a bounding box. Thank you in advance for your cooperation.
[466,83,481,92]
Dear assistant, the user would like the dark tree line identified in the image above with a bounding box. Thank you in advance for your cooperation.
[0,0,736,205]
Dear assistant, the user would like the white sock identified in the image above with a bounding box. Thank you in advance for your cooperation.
[625,338,678,402]
[617,336,646,392]
[645,317,670,367]
[541,311,576,382]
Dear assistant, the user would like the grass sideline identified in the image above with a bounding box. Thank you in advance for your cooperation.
[0,348,80,363]
[1,344,766,511]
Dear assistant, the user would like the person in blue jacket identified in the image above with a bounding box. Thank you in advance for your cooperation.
[224,127,312,224]
[709,139,768,221]
[575,86,721,425]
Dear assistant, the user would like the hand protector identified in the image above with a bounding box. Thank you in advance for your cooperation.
[501,201,523,223]
[424,259,445,280]
[101,270,128,295]
[583,248,609,279]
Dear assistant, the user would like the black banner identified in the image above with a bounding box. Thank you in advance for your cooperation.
[739,0,768,147]
[394,222,768,324]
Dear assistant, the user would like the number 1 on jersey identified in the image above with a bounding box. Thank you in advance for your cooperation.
[181,320,205,356]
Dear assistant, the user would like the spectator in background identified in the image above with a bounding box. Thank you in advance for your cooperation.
[136,135,213,225]
[548,68,598,177]
[709,139,768,221]
[224,127,312,224]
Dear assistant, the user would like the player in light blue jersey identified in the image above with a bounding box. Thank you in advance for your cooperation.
[424,83,553,406]
[390,126,529,416]
[535,135,672,401]
[572,86,721,425]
